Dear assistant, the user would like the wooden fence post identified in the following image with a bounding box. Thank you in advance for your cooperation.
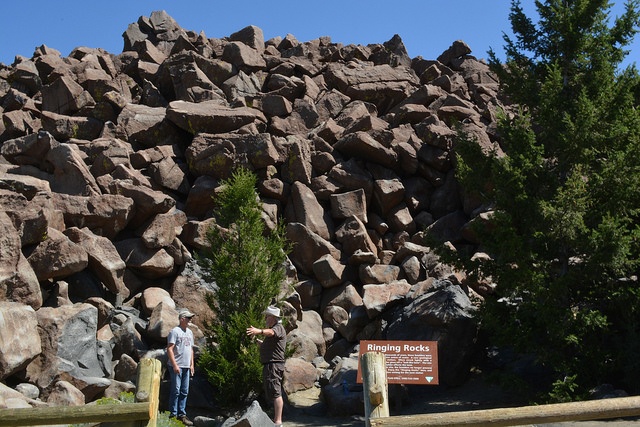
[135,357,162,427]
[362,351,389,426]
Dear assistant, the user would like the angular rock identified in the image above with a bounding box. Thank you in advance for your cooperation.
[312,254,347,289]
[52,193,134,239]
[222,70,262,105]
[437,40,473,67]
[283,358,317,394]
[229,25,265,52]
[1,131,56,169]
[290,181,331,241]
[400,255,424,285]
[168,59,225,103]
[334,131,398,170]
[27,228,89,281]
[146,302,179,341]
[285,222,340,276]
[113,353,138,383]
[166,100,267,134]
[359,264,401,285]
[117,103,190,148]
[221,41,267,72]
[0,210,42,309]
[87,137,134,177]
[294,279,323,311]
[0,302,41,380]
[2,110,39,138]
[46,380,86,406]
[114,238,175,279]
[40,75,94,115]
[280,135,313,185]
[322,304,349,331]
[63,227,128,296]
[149,157,191,195]
[8,59,42,96]
[325,62,418,113]
[46,142,102,196]
[321,283,363,314]
[322,356,363,416]
[106,179,175,228]
[362,279,411,318]
[140,287,175,316]
[111,317,148,361]
[260,93,292,117]
[288,309,326,359]
[181,218,215,250]
[185,132,280,179]
[26,303,109,390]
[329,188,367,223]
[335,216,377,260]
[223,400,273,427]
[184,175,220,219]
[387,203,416,234]
[170,261,216,325]
[138,209,187,249]
[373,179,405,216]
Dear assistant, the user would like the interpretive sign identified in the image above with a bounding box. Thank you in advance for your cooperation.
[357,340,439,385]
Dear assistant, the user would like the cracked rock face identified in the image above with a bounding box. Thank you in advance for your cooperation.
[0,10,506,415]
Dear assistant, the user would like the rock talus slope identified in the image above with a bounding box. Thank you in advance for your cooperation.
[0,10,507,416]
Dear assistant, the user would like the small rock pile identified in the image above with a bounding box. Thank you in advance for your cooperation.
[0,10,506,418]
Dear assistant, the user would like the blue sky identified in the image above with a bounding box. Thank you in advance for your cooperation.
[0,1,637,68]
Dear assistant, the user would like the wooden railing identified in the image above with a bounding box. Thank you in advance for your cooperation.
[361,352,640,427]
[0,358,162,427]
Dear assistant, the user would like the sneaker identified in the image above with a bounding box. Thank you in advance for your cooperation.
[178,415,194,426]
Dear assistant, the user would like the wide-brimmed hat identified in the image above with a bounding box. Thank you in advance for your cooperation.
[178,309,195,319]
[263,306,281,318]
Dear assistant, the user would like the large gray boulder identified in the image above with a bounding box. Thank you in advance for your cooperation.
[386,279,478,386]
[25,303,112,393]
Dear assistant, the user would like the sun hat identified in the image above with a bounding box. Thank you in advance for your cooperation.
[178,309,195,319]
[263,305,281,318]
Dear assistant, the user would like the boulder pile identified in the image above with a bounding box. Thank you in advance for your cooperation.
[0,10,506,418]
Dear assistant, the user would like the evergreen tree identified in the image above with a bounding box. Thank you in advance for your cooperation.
[196,168,290,409]
[450,0,640,400]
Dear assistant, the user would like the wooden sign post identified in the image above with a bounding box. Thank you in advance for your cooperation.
[361,351,390,426]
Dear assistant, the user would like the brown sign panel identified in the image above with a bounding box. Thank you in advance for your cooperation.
[357,340,439,385]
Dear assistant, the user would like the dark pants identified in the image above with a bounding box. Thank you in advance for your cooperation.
[263,362,284,401]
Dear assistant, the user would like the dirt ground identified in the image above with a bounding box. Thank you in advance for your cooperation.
[283,374,640,427]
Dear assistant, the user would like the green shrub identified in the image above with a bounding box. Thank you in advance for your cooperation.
[197,168,290,409]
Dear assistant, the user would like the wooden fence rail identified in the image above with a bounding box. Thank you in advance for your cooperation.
[368,395,640,426]
[0,402,151,426]
[0,358,162,427]
[362,351,640,427]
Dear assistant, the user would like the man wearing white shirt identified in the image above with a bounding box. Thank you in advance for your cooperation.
[167,309,195,426]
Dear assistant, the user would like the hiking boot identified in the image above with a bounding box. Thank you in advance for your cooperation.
[178,415,193,425]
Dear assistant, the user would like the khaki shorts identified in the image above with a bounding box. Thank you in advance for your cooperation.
[263,362,285,400]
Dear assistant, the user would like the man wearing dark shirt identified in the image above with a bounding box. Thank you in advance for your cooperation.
[246,305,286,427]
